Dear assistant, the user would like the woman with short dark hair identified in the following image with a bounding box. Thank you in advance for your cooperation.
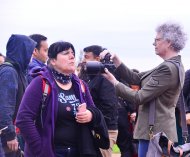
[16,41,109,157]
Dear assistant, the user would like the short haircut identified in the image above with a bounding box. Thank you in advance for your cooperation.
[29,34,47,50]
[48,41,75,59]
[83,45,105,57]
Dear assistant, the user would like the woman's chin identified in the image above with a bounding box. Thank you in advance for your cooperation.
[67,69,75,74]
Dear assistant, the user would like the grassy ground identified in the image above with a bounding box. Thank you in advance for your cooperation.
[112,144,120,153]
[112,144,121,157]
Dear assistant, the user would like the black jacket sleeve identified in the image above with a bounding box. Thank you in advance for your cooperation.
[183,69,190,113]
[88,75,118,130]
[88,106,110,149]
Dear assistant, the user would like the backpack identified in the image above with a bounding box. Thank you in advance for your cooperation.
[40,78,50,128]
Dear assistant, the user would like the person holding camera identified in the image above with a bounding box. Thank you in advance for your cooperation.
[100,22,187,157]
[81,45,118,157]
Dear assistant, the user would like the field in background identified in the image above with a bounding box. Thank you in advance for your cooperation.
[112,144,120,153]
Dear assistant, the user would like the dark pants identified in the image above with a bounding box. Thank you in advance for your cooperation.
[175,109,190,145]
[55,146,80,157]
[117,108,138,157]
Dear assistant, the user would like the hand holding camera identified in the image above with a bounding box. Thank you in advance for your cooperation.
[99,50,122,68]
[84,51,116,75]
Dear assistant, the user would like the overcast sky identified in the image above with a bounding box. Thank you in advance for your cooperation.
[0,0,190,71]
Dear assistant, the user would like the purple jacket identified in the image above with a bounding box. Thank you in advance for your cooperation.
[16,67,97,157]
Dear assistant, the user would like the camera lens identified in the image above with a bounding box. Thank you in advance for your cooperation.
[85,61,105,75]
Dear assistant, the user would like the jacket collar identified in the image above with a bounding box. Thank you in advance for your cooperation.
[141,55,181,81]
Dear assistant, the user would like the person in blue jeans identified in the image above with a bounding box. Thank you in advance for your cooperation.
[138,140,149,157]
[100,21,187,157]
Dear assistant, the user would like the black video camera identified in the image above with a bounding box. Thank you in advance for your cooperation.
[84,53,116,75]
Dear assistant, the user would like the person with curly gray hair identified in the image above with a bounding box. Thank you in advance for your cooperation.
[154,22,187,54]
[100,21,187,157]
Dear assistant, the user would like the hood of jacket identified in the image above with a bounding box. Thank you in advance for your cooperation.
[6,34,36,72]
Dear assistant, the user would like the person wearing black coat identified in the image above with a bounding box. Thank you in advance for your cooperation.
[183,69,190,142]
[81,45,118,157]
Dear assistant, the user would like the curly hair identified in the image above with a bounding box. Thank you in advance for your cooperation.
[156,22,187,52]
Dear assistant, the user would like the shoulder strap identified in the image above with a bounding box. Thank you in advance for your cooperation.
[167,61,188,141]
[0,62,14,71]
[149,60,188,141]
[1,62,13,66]
[42,78,50,106]
[148,100,156,139]
[40,78,50,128]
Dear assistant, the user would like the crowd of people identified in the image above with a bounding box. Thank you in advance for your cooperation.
[0,21,190,157]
